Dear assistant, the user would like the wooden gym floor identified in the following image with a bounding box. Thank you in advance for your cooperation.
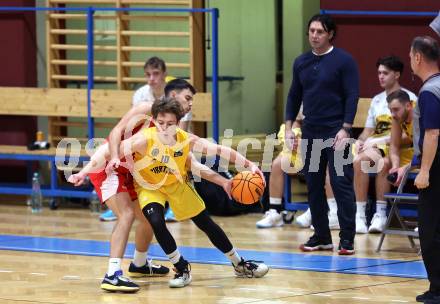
[0,202,427,304]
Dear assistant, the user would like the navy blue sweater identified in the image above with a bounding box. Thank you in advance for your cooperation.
[285,47,359,127]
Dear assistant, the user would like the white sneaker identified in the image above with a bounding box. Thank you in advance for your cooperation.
[328,212,340,230]
[368,213,387,233]
[256,209,283,228]
[295,208,312,228]
[309,212,339,231]
[169,267,191,288]
[233,258,269,278]
[356,214,368,234]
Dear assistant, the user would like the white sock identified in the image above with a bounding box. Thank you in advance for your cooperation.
[167,249,181,265]
[376,200,387,216]
[269,197,282,206]
[107,258,122,276]
[225,248,242,267]
[356,201,367,217]
[269,197,282,213]
[327,198,337,213]
[133,249,148,267]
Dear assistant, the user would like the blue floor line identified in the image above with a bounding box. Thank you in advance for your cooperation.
[341,262,426,279]
[0,234,427,279]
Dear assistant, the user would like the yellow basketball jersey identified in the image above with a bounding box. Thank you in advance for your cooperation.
[401,120,413,141]
[374,114,392,136]
[133,127,190,187]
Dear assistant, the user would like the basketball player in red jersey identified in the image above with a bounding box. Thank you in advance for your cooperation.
[74,79,195,293]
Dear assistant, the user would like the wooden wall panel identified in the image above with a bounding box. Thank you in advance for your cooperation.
[320,0,439,97]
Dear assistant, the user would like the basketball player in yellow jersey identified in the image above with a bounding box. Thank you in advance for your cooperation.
[387,90,416,186]
[69,98,269,288]
[353,55,417,234]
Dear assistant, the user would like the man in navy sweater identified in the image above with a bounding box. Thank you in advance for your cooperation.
[285,14,359,255]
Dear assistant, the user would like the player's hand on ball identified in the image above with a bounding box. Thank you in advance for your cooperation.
[248,162,266,187]
[222,179,233,200]
[231,171,265,204]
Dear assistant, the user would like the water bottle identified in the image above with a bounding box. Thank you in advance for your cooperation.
[89,190,100,213]
[31,172,43,213]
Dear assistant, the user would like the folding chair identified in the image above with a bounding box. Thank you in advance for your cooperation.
[376,164,419,252]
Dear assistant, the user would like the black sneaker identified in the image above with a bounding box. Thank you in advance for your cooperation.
[100,270,139,293]
[281,210,295,224]
[233,258,269,278]
[417,290,437,302]
[299,234,333,252]
[128,260,170,277]
[338,239,355,255]
[425,295,440,304]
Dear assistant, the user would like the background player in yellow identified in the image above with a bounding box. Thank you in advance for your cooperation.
[69,98,269,288]
[353,56,417,234]
[387,90,416,186]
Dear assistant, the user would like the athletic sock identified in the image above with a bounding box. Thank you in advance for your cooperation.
[107,258,122,276]
[269,197,282,213]
[356,201,367,217]
[133,249,148,267]
[225,248,242,267]
[376,200,387,216]
[327,198,337,213]
[167,249,181,265]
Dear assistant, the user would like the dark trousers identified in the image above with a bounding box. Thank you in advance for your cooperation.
[418,153,440,292]
[301,124,356,242]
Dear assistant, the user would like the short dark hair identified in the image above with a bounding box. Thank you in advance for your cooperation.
[144,56,166,71]
[151,97,184,121]
[164,78,196,96]
[411,36,440,62]
[376,55,404,74]
[307,14,337,41]
[386,89,410,104]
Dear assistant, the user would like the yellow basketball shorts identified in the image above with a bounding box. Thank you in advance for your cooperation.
[279,148,303,171]
[352,142,413,167]
[352,132,390,158]
[136,180,205,221]
[352,142,389,158]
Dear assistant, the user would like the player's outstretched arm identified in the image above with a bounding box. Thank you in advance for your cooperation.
[188,134,265,185]
[68,131,148,186]
[187,152,232,199]
[67,143,110,186]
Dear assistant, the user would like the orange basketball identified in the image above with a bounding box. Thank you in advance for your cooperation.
[231,171,265,205]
